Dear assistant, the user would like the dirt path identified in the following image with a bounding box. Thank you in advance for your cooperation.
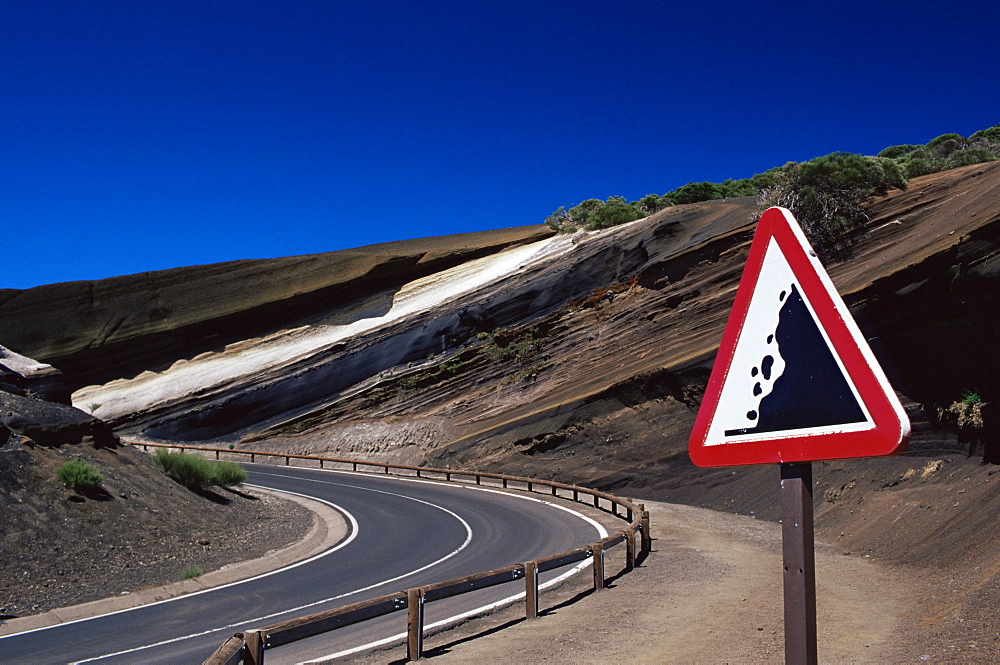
[347,501,913,664]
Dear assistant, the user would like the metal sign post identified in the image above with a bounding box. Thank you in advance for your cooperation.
[780,462,817,665]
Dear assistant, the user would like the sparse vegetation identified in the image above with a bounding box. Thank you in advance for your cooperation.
[153,449,247,490]
[565,275,640,313]
[948,390,984,430]
[480,325,548,363]
[55,460,103,491]
[393,349,478,391]
[181,565,202,580]
[210,460,250,487]
[758,152,909,259]
[508,364,545,384]
[544,123,1000,257]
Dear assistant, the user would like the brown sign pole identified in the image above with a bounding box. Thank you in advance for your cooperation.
[780,462,817,664]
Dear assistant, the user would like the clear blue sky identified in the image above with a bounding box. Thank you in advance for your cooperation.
[3,1,998,289]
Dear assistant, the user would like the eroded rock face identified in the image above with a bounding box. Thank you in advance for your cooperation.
[0,345,72,404]
[0,390,116,447]
[0,226,553,389]
[0,346,116,447]
[73,198,761,441]
[2,163,999,455]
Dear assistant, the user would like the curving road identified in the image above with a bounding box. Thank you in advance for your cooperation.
[0,464,606,664]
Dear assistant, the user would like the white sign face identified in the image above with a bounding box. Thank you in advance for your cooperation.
[704,238,873,446]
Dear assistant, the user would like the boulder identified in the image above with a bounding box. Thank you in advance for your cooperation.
[0,390,117,447]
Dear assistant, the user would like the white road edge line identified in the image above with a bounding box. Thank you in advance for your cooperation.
[268,467,611,664]
[0,487,359,642]
[20,465,609,664]
[67,478,475,664]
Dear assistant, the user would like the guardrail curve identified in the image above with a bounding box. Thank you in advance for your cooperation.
[131,442,650,664]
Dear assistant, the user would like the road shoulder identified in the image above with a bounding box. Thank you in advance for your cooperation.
[0,487,347,636]
[346,500,912,664]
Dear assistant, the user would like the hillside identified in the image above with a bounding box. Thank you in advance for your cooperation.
[1,161,998,659]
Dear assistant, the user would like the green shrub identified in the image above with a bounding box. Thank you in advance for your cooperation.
[877,144,922,159]
[961,390,982,406]
[542,123,998,237]
[55,460,102,491]
[154,450,246,490]
[155,449,210,489]
[635,193,668,215]
[181,565,202,580]
[927,133,965,154]
[969,125,1000,143]
[894,145,938,177]
[888,127,1000,177]
[949,391,984,430]
[759,152,908,259]
[945,146,996,169]
[545,195,645,232]
[666,181,725,205]
[210,461,248,487]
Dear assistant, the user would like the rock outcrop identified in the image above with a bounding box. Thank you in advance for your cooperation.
[0,225,553,389]
[0,345,72,404]
[0,163,997,462]
[0,346,117,448]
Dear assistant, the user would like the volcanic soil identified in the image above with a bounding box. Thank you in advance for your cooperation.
[0,439,313,621]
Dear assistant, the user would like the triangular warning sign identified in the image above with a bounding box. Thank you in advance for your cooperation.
[689,207,910,467]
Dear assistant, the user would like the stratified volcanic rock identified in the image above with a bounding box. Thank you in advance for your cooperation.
[64,197,761,442]
[0,225,553,390]
[4,163,999,454]
[0,390,117,448]
[0,345,72,404]
[0,346,115,448]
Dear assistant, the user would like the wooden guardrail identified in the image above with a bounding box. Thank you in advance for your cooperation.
[132,442,650,663]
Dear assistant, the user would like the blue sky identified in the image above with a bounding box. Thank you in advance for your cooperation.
[3,1,998,289]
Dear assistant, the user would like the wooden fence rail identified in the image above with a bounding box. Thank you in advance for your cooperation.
[133,443,649,664]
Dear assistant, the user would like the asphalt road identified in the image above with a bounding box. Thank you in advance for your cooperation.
[0,465,606,664]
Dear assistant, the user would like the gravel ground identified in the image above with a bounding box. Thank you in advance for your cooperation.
[343,500,995,664]
[0,440,314,620]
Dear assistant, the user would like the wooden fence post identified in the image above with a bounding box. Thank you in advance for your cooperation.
[244,629,265,665]
[592,542,605,591]
[407,588,424,661]
[640,508,651,555]
[525,561,539,619]
[625,527,635,572]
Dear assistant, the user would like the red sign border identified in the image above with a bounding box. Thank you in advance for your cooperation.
[688,207,910,467]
